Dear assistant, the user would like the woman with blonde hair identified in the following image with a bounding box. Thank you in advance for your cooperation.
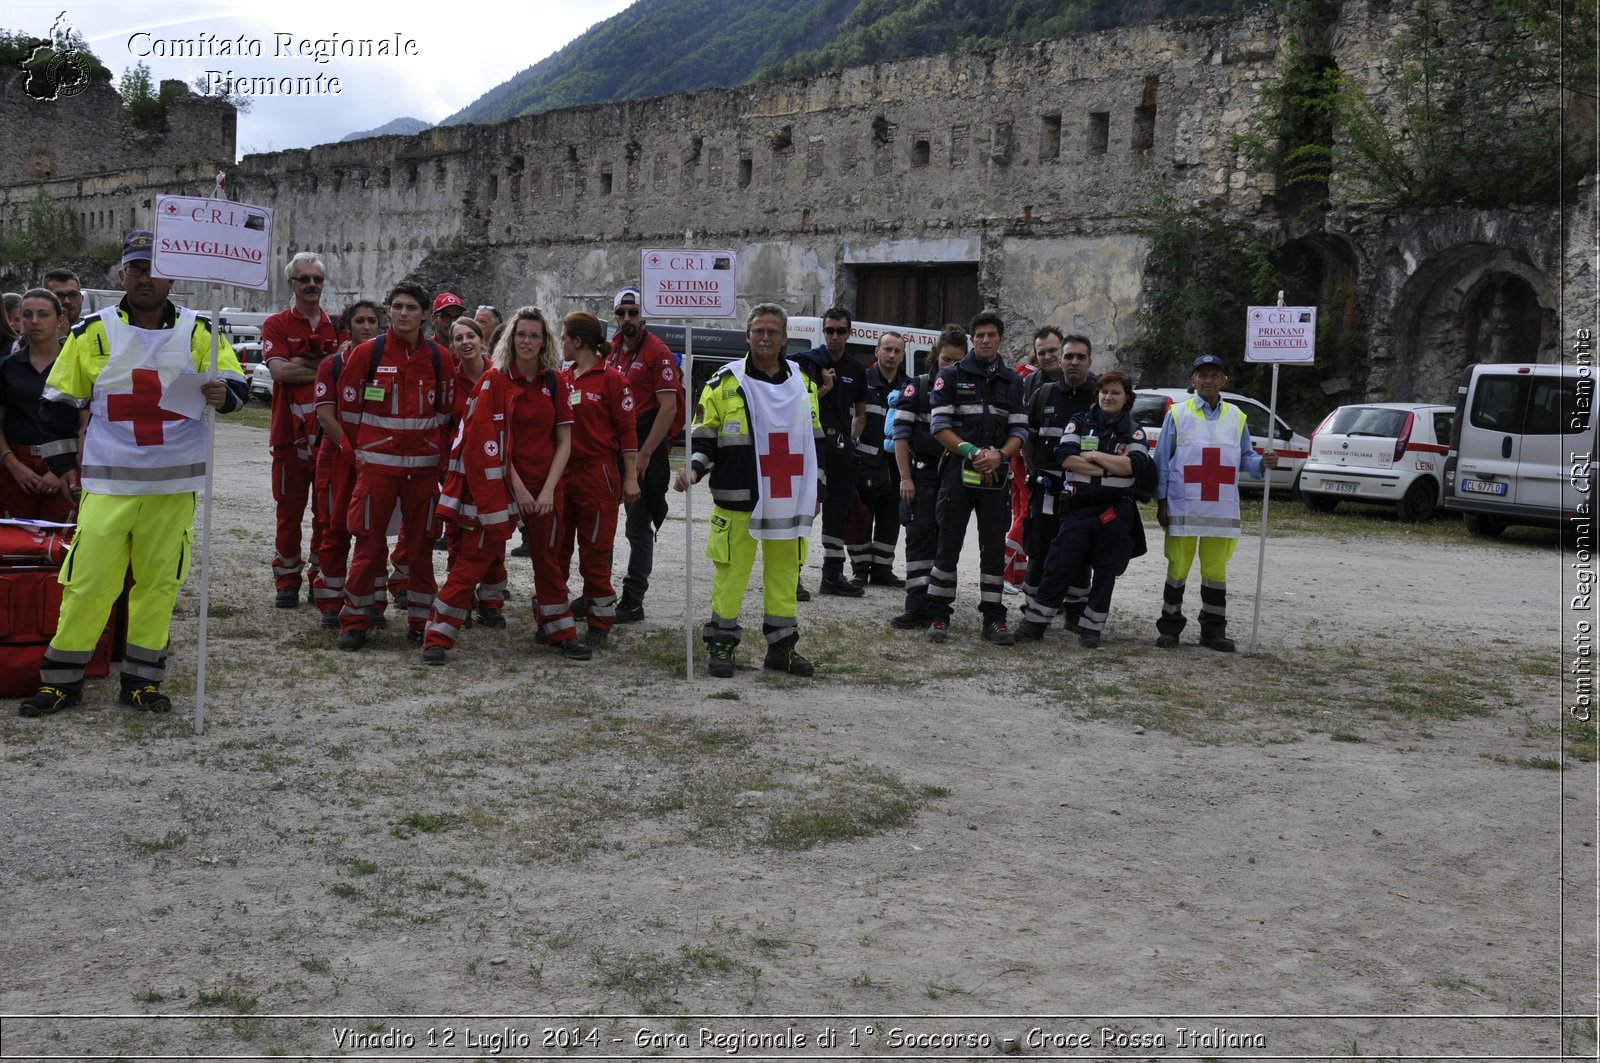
[555,310,638,648]
[427,307,589,661]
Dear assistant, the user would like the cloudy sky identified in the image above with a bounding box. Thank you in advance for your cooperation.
[10,1,636,157]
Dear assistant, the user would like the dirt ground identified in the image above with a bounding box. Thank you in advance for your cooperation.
[0,418,1593,1062]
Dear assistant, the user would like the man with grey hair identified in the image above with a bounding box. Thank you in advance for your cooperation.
[674,302,823,678]
[262,251,338,608]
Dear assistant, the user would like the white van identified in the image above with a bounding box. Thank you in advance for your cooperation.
[1442,363,1597,535]
[786,316,942,375]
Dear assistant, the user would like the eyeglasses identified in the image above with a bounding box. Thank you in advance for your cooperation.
[291,274,324,284]
[822,327,849,337]
[616,306,641,318]
[52,290,84,300]
[476,305,497,314]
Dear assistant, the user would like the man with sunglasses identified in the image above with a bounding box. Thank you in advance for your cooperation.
[604,287,684,623]
[430,292,466,349]
[789,306,867,598]
[262,252,339,609]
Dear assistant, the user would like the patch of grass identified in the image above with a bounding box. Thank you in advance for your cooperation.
[1566,719,1598,763]
[194,982,259,1014]
[1330,728,1365,743]
[391,811,459,837]
[132,987,168,1004]
[129,830,188,855]
[763,765,933,851]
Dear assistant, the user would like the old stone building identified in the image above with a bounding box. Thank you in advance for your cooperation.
[2,0,1590,418]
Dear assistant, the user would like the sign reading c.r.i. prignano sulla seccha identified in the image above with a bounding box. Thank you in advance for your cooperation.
[152,195,273,291]
[1245,305,1317,364]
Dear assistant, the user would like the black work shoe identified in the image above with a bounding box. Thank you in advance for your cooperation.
[319,611,340,629]
[584,628,608,648]
[763,646,815,677]
[707,641,736,678]
[534,627,549,646]
[119,682,172,713]
[433,534,448,551]
[1199,635,1236,653]
[983,619,1016,646]
[421,645,448,666]
[509,543,530,558]
[368,612,389,629]
[1079,631,1103,649]
[406,628,424,645]
[849,572,869,589]
[570,597,590,621]
[795,583,811,602]
[1014,620,1047,642]
[614,600,645,624]
[549,638,593,661]
[337,630,367,651]
[19,683,82,717]
[926,620,949,643]
[869,568,906,587]
[889,611,928,630]
[477,608,507,629]
[1155,633,1180,649]
[819,575,865,598]
[275,588,299,608]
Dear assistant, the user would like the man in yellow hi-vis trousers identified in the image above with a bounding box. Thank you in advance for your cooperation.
[18,230,249,718]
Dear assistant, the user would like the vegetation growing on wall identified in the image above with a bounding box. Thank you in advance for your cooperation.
[1134,193,1364,423]
[0,28,112,84]
[0,196,86,263]
[1239,0,1595,208]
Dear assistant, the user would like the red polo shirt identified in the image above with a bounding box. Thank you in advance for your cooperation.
[263,304,340,448]
[560,360,638,465]
[606,327,684,439]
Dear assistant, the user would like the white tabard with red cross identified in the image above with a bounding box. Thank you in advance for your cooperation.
[1166,398,1247,538]
[728,359,819,539]
[81,307,209,495]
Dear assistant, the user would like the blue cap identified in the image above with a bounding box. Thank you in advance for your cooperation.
[1191,354,1226,372]
[120,229,154,265]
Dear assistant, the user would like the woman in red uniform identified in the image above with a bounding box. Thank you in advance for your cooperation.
[0,289,76,522]
[441,316,509,627]
[555,311,639,648]
[427,306,589,662]
[311,300,381,627]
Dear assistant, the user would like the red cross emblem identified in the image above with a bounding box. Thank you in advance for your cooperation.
[106,368,186,445]
[165,203,178,214]
[758,431,806,500]
[1184,446,1236,501]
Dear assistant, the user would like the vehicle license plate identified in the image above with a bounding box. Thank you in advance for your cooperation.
[1460,479,1508,496]
[1323,479,1359,494]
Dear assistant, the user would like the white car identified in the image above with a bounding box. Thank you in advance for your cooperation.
[1300,402,1455,522]
[249,359,274,403]
[1131,388,1309,494]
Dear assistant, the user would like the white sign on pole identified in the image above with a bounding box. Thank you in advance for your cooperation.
[1245,305,1317,364]
[640,248,738,319]
[152,195,273,291]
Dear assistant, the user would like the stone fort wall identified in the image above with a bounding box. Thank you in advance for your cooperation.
[1,0,1588,412]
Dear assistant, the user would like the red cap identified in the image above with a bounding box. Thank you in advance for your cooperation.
[430,292,464,314]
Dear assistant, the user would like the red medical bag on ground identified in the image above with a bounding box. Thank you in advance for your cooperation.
[0,522,126,697]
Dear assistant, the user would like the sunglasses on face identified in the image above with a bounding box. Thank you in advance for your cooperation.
[616,307,641,318]
[291,274,323,284]
[823,327,849,336]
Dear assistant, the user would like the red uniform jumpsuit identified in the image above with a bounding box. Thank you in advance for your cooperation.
[335,330,452,635]
[557,360,637,633]
[262,306,339,596]
[441,360,507,615]
[430,365,576,649]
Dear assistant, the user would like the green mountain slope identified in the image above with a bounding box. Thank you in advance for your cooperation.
[446,0,1249,125]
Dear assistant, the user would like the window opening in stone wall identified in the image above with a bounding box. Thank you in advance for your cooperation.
[567,145,579,165]
[407,163,417,185]
[434,160,446,191]
[872,115,892,146]
[1040,114,1062,160]
[990,121,1014,164]
[950,125,969,167]
[807,138,824,178]
[912,138,930,167]
[1087,112,1109,155]
[510,173,522,199]
[488,174,499,199]
[739,156,752,188]
[771,125,793,153]
[1132,76,1158,153]
[686,136,703,165]
[601,167,613,195]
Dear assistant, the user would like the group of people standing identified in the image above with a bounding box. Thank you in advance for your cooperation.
[673,304,1278,677]
[262,256,685,665]
[5,228,1280,711]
